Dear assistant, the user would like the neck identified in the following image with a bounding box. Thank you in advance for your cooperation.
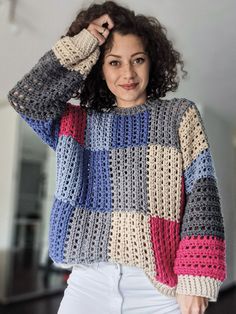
[115,98,147,109]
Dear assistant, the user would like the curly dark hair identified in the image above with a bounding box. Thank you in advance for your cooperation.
[65,0,187,112]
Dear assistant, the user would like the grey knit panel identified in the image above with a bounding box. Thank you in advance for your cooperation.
[149,98,190,149]
[109,145,148,213]
[63,208,111,264]
[181,177,224,239]
[7,50,84,120]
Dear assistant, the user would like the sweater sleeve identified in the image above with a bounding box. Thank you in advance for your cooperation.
[7,28,100,150]
[174,99,226,301]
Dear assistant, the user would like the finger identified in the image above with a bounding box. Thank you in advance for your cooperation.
[88,28,106,46]
[96,14,114,30]
[103,14,114,29]
[89,24,110,40]
[100,27,110,39]
[88,22,110,36]
[90,23,107,34]
[87,22,100,31]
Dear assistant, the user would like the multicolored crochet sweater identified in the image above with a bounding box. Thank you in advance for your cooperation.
[8,29,226,301]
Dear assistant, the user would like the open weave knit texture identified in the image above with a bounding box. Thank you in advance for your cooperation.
[8,28,226,301]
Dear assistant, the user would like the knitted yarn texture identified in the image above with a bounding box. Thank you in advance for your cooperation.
[8,28,226,301]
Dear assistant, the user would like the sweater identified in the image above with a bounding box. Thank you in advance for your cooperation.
[8,28,226,301]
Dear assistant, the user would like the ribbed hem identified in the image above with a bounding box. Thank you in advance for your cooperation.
[53,262,73,269]
[176,275,222,302]
[144,271,177,298]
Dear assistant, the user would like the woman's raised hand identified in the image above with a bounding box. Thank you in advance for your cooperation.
[87,14,114,46]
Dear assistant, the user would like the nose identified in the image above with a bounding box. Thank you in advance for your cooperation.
[122,63,136,79]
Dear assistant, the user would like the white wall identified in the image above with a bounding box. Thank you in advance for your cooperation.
[202,106,236,287]
[39,148,56,265]
[232,130,236,282]
[0,103,21,249]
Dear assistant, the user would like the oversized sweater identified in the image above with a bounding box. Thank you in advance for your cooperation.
[8,28,226,301]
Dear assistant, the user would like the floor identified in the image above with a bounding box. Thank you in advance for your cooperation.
[0,249,67,306]
[0,249,235,313]
[0,294,62,314]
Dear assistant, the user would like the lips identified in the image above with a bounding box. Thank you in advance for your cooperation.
[120,83,139,90]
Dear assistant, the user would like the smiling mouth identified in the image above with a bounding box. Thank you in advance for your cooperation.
[120,83,139,90]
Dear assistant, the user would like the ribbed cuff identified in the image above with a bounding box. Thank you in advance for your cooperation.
[72,28,99,54]
[52,28,99,70]
[176,275,222,302]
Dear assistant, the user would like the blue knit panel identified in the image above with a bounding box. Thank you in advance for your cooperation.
[49,197,74,263]
[84,148,112,211]
[85,111,113,150]
[184,148,216,194]
[111,111,150,148]
[21,114,60,150]
[55,135,112,211]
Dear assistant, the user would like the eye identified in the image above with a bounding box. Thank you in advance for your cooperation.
[133,57,145,64]
[109,60,120,66]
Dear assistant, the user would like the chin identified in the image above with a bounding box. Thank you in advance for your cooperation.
[120,97,144,103]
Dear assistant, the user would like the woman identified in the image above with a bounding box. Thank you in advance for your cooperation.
[8,1,226,313]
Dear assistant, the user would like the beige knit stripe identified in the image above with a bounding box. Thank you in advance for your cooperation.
[176,275,222,302]
[52,28,100,75]
[147,144,182,222]
[179,106,209,171]
[108,212,156,275]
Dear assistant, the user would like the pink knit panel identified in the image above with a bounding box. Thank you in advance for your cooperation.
[174,236,226,281]
[150,216,180,287]
[59,104,87,145]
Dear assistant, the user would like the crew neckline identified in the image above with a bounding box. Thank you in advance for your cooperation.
[111,99,156,115]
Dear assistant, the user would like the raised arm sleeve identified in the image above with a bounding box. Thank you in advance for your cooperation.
[7,28,100,149]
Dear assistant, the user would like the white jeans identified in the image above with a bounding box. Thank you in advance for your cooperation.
[57,262,181,314]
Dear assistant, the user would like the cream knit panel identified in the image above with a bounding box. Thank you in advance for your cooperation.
[52,28,100,75]
[178,105,209,171]
[176,275,222,302]
[147,144,182,221]
[108,212,156,276]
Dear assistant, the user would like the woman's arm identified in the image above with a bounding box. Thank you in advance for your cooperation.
[7,14,114,149]
[8,28,100,120]
[7,28,100,149]
[174,99,226,305]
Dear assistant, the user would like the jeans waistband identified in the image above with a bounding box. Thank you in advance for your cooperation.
[73,261,144,273]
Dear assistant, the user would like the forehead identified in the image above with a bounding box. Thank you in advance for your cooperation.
[106,32,145,55]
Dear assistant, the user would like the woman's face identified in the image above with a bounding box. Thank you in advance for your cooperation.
[102,32,150,108]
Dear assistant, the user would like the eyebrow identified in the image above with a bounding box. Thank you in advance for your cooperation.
[105,52,147,58]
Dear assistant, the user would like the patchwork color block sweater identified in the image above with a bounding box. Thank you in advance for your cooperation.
[8,29,226,301]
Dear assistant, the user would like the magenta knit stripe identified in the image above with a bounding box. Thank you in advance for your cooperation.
[59,104,87,145]
[174,236,226,281]
[150,217,180,287]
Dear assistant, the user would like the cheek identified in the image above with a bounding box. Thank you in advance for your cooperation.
[102,66,110,81]
[103,69,118,85]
